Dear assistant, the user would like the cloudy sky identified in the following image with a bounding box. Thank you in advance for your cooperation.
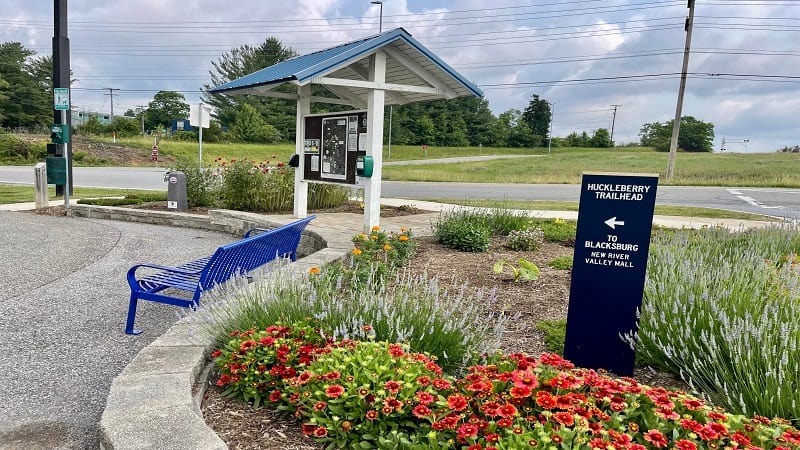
[2,0,798,152]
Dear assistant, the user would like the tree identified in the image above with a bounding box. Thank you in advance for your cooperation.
[591,128,612,148]
[204,37,297,138]
[231,103,281,143]
[0,42,51,128]
[521,94,551,140]
[639,116,714,152]
[108,117,140,137]
[145,91,189,129]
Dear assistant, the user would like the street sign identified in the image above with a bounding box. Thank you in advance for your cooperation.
[54,88,70,110]
[189,103,211,128]
[563,172,659,376]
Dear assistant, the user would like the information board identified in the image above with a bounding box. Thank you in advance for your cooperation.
[563,172,659,376]
[303,111,367,184]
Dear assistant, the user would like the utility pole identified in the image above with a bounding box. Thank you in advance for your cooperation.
[547,102,554,155]
[105,88,120,119]
[610,104,621,146]
[720,136,725,152]
[136,105,147,135]
[666,0,696,180]
[53,0,71,197]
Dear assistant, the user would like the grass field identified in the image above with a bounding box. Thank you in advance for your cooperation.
[433,198,775,221]
[0,184,160,204]
[382,148,800,187]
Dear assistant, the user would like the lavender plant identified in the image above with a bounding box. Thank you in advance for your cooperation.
[184,261,510,373]
[628,226,800,419]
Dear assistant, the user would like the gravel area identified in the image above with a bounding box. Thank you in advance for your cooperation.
[0,211,235,449]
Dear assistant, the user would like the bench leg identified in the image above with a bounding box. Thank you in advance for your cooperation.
[125,293,143,335]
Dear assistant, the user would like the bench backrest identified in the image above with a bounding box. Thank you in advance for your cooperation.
[198,216,315,290]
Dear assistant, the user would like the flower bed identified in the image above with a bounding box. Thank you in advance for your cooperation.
[212,322,800,449]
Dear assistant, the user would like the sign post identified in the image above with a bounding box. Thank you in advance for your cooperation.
[563,172,659,376]
[189,103,211,168]
[53,87,70,207]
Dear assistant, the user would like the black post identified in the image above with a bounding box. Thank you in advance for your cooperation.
[53,0,72,196]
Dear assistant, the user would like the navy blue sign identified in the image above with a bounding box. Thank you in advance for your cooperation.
[563,173,659,376]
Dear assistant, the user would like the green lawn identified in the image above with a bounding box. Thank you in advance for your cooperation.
[432,198,776,221]
[0,184,162,204]
[383,149,800,187]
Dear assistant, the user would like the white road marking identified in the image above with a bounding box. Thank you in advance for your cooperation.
[727,189,785,211]
[727,189,742,195]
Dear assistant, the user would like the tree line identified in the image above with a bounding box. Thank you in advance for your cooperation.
[1,38,715,152]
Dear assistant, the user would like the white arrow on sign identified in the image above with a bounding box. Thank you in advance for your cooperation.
[604,217,625,229]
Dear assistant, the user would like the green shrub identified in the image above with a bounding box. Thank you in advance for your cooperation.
[308,182,350,209]
[433,210,491,252]
[0,131,31,161]
[631,226,800,419]
[170,161,220,208]
[505,226,544,251]
[535,319,566,354]
[483,205,531,235]
[547,255,573,270]
[532,218,577,243]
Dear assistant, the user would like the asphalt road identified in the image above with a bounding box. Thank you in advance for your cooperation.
[1,165,798,220]
[0,212,233,448]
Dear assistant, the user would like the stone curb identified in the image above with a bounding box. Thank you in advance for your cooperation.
[97,210,359,450]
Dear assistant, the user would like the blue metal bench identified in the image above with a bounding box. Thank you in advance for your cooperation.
[125,216,315,335]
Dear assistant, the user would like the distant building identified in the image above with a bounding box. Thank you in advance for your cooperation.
[170,119,195,133]
[72,111,113,125]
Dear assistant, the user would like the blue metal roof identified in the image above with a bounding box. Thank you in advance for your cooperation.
[210,28,482,98]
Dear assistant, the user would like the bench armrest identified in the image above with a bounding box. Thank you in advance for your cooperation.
[127,263,203,287]
[244,227,271,238]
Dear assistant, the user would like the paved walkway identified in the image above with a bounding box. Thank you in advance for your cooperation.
[0,200,780,449]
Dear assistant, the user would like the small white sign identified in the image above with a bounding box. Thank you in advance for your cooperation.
[54,88,70,110]
[167,201,177,209]
[189,104,212,128]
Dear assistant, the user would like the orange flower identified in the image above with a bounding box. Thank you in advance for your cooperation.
[352,248,363,255]
[309,267,320,275]
[398,235,409,241]
[383,244,392,251]
[371,225,380,231]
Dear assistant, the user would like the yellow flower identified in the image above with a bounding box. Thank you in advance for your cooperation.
[352,248,363,256]
[357,233,367,240]
[371,225,380,232]
[383,244,392,251]
[309,266,321,275]
[370,235,378,240]
[398,235,409,241]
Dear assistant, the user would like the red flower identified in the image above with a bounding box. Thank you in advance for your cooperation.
[259,336,275,346]
[268,390,282,402]
[388,344,405,357]
[553,412,575,427]
[313,427,328,437]
[412,404,432,418]
[239,339,257,351]
[210,349,221,358]
[643,430,668,448]
[416,391,435,405]
[675,440,697,450]
[433,378,452,390]
[417,376,431,386]
[497,404,518,418]
[509,385,531,398]
[365,410,378,420]
[325,384,345,398]
[215,374,230,386]
[681,398,704,410]
[302,424,316,436]
[496,418,513,428]
[447,394,469,412]
[384,380,402,393]
[383,397,403,411]
[536,391,557,409]
[457,423,479,440]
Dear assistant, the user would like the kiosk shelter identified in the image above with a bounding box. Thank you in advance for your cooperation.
[210,28,482,231]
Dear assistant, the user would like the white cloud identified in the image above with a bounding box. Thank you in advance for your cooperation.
[2,0,798,151]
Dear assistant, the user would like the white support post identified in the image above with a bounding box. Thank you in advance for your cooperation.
[364,51,386,232]
[293,85,311,218]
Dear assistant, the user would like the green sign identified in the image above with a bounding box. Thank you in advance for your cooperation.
[54,88,70,110]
